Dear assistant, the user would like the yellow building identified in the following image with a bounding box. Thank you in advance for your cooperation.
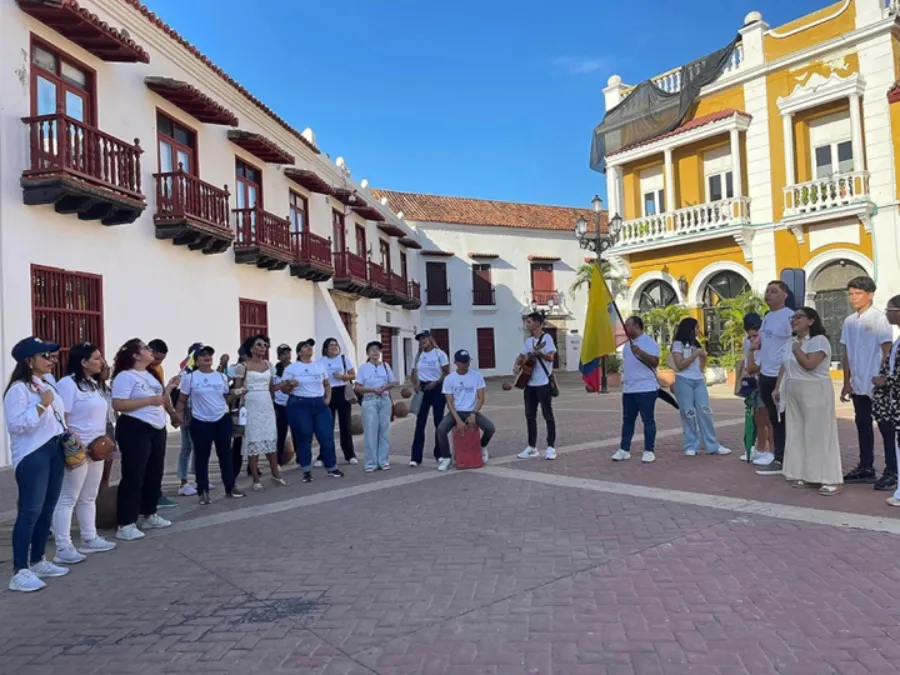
[597,0,900,360]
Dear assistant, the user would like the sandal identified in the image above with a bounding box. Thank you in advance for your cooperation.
[791,480,809,489]
[819,485,840,496]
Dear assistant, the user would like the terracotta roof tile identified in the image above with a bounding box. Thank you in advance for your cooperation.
[371,190,603,233]
[607,109,752,157]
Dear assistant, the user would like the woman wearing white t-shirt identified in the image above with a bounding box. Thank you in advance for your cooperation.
[773,307,842,495]
[671,318,731,457]
[320,337,357,465]
[51,343,117,565]
[354,341,397,472]
[111,338,181,541]
[285,339,345,483]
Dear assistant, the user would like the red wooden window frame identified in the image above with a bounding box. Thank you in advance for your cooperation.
[235,158,263,211]
[425,261,450,305]
[400,252,408,282]
[339,311,353,335]
[31,264,104,379]
[239,298,269,344]
[332,210,346,252]
[472,264,493,305]
[476,327,496,370]
[379,326,394,367]
[530,263,554,292]
[379,239,391,273]
[157,110,198,176]
[289,191,308,235]
[30,35,97,124]
[355,224,367,259]
[429,328,450,355]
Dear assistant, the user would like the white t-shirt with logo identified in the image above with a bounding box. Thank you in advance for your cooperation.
[56,375,109,446]
[271,364,290,407]
[355,361,396,398]
[521,334,556,387]
[442,369,486,412]
[672,341,704,381]
[321,354,355,388]
[622,334,660,394]
[760,307,794,377]
[111,369,166,429]
[284,360,327,398]
[840,306,893,398]
[415,348,449,383]
[180,370,229,422]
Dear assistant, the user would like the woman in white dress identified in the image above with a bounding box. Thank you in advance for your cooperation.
[773,307,842,495]
[232,335,288,491]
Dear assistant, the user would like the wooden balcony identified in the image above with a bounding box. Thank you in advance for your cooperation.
[290,231,334,282]
[154,168,233,254]
[531,290,558,306]
[382,272,409,306]
[333,251,370,294]
[403,280,422,310]
[367,262,388,299]
[233,207,293,270]
[21,113,145,225]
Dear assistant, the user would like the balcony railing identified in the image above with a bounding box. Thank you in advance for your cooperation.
[23,113,143,199]
[154,168,230,232]
[531,290,558,306]
[616,197,751,248]
[233,207,292,255]
[426,287,451,306]
[334,251,368,283]
[389,273,408,297]
[408,281,421,303]
[295,231,332,268]
[783,171,870,218]
[368,262,387,290]
[473,288,496,306]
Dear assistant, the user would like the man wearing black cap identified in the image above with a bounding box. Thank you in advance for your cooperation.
[409,330,450,467]
[436,349,495,471]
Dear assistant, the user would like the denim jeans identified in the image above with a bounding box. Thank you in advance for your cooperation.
[361,394,391,469]
[189,414,235,493]
[287,396,337,471]
[13,436,64,571]
[621,391,657,453]
[436,412,495,459]
[411,385,446,464]
[672,376,721,453]
[176,422,193,480]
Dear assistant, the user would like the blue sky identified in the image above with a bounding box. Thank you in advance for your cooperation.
[145,0,830,210]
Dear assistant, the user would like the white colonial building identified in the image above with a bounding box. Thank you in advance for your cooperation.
[372,190,598,378]
[0,0,424,467]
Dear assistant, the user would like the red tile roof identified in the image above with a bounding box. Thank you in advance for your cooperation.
[607,109,752,157]
[889,82,900,104]
[123,0,320,154]
[371,189,603,233]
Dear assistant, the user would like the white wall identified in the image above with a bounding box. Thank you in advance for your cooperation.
[409,221,589,377]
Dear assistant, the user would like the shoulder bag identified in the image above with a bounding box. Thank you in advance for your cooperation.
[342,355,359,405]
[535,354,559,398]
[383,364,397,421]
[49,404,85,469]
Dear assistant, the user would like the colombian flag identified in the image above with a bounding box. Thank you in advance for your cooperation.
[578,263,623,393]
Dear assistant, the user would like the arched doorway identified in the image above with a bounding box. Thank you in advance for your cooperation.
[638,280,678,344]
[701,271,750,356]
[811,259,867,363]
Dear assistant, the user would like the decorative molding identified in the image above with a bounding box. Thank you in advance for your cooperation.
[767,0,851,39]
[688,261,754,307]
[606,254,632,280]
[731,227,755,263]
[788,222,805,244]
[802,248,874,285]
[858,212,873,234]
[776,72,865,117]
[627,270,685,311]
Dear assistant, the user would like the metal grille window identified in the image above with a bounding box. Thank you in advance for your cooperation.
[811,260,866,363]
[476,327,496,369]
[31,264,104,378]
[701,271,750,356]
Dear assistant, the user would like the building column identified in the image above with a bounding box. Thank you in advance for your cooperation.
[729,128,743,200]
[605,165,618,218]
[782,113,795,186]
[663,148,675,213]
[848,93,864,173]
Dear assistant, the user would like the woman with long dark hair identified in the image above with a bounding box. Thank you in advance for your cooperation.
[51,343,116,564]
[774,307,842,495]
[4,337,69,592]
[671,318,731,457]
[112,338,180,541]
[320,337,357,465]
[271,344,292,466]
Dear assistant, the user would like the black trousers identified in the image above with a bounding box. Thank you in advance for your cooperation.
[411,385,446,464]
[329,387,355,461]
[232,436,243,476]
[524,384,556,448]
[116,415,167,526]
[759,375,785,462]
[852,395,898,474]
[190,415,236,494]
[275,404,289,465]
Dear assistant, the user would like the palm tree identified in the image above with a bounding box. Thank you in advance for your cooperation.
[714,290,767,370]
[643,304,690,345]
[570,261,620,297]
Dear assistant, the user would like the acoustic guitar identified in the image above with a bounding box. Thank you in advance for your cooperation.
[512,335,545,389]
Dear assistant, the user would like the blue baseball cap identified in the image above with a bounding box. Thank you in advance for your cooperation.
[415,330,432,341]
[11,336,60,362]
[454,349,471,363]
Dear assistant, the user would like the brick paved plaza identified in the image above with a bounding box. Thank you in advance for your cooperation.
[3,375,900,674]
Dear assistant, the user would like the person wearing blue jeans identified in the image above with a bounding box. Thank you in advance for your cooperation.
[284,339,345,483]
[612,316,661,464]
[356,341,397,472]
[671,318,731,457]
[409,330,450,467]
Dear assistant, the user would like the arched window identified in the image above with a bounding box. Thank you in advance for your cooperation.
[701,271,750,355]
[638,280,677,312]
[812,260,867,363]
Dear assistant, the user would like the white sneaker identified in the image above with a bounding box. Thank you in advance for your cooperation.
[641,451,656,463]
[349,457,359,465]
[481,448,490,463]
[209,483,216,490]
[517,447,539,459]
[140,513,171,530]
[52,545,86,565]
[752,451,775,466]
[313,460,324,468]
[30,559,69,578]
[252,481,264,491]
[9,569,45,592]
[611,449,631,461]
[178,483,197,496]
[409,460,420,467]
[684,449,697,457]
[739,448,764,462]
[116,524,145,541]
[438,458,453,471]
[79,537,116,554]
[545,447,557,461]
[710,445,732,456]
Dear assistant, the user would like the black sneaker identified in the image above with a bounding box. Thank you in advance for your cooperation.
[226,488,246,499]
[198,491,211,505]
[875,472,898,491]
[755,460,783,476]
[328,469,345,479]
[843,466,877,484]
[302,471,313,483]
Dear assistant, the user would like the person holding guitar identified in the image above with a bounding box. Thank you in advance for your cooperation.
[514,312,557,460]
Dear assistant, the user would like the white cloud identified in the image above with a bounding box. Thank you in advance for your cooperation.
[553,56,611,75]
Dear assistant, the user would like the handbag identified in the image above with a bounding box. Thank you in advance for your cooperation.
[536,355,559,398]
[383,364,397,421]
[87,435,116,462]
[51,407,85,469]
[342,356,359,404]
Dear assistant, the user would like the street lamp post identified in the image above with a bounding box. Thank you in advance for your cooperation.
[574,195,623,394]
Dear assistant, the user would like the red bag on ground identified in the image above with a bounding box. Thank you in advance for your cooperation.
[454,427,483,470]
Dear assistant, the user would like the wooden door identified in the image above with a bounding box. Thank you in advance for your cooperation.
[379,326,393,366]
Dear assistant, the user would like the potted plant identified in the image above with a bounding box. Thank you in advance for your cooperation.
[604,353,622,388]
